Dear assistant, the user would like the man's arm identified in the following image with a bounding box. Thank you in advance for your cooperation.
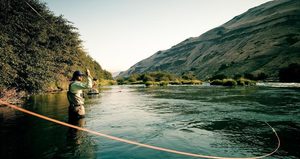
[71,69,93,91]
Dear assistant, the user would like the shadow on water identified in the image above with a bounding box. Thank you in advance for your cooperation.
[0,93,97,159]
[53,117,97,159]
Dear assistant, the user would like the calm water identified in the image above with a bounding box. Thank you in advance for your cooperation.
[0,85,299,159]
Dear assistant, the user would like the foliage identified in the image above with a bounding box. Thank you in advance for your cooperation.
[210,79,224,86]
[279,63,300,82]
[139,74,155,82]
[117,71,202,86]
[210,78,255,86]
[222,79,237,86]
[0,0,112,93]
[237,78,256,86]
[159,81,169,86]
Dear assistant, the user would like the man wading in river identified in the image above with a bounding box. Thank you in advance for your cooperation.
[67,69,93,119]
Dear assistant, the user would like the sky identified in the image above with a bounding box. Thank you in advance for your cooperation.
[41,0,271,73]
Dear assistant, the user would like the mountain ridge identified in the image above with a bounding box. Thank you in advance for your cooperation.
[119,0,300,79]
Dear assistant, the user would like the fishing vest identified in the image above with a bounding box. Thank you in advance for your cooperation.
[67,82,84,107]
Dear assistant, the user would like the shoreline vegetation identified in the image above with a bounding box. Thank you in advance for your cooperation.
[116,71,203,86]
[116,65,300,87]
[116,71,258,87]
[1,63,299,103]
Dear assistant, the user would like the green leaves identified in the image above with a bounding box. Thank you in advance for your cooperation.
[0,0,112,93]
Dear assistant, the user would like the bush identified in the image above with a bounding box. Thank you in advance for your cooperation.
[191,80,202,85]
[210,79,223,85]
[141,74,155,82]
[222,79,237,86]
[169,80,182,85]
[145,81,155,87]
[181,80,192,85]
[210,78,255,86]
[159,81,169,86]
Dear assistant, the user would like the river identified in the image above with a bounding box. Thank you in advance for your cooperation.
[0,85,299,159]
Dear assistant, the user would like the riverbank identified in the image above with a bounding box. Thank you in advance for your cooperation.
[0,88,27,104]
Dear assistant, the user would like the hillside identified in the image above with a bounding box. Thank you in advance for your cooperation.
[119,0,300,80]
[0,0,112,93]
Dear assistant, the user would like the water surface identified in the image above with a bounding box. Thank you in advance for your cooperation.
[0,85,299,159]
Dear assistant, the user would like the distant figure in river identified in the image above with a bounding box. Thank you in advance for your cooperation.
[88,78,99,94]
[67,69,93,119]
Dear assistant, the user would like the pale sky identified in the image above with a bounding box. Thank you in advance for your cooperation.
[41,0,271,73]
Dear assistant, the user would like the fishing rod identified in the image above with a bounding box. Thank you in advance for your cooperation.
[25,1,46,21]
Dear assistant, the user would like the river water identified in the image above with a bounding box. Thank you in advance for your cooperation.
[0,85,299,159]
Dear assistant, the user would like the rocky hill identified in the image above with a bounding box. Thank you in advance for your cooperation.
[119,0,300,80]
[0,0,112,93]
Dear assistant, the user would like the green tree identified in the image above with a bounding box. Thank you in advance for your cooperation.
[0,0,112,93]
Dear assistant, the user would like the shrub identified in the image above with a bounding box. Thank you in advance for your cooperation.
[145,81,155,87]
[191,80,202,85]
[210,79,223,85]
[222,79,237,86]
[181,80,192,85]
[169,80,182,85]
[237,78,256,86]
[159,81,169,86]
[141,74,155,82]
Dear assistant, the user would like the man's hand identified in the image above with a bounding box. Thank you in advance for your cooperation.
[86,69,91,77]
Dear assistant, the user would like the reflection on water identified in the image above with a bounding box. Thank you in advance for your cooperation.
[0,85,299,159]
[53,118,96,159]
[0,93,97,159]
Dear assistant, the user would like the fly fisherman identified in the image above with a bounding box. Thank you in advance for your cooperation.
[67,69,93,119]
